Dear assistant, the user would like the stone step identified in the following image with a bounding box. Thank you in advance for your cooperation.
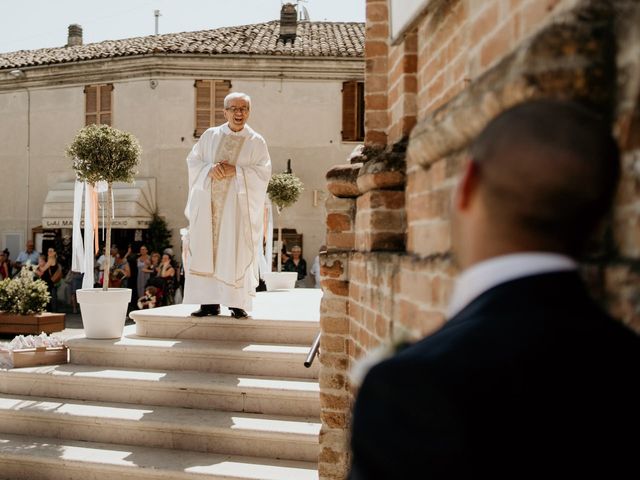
[0,394,321,462]
[131,303,319,344]
[0,364,320,416]
[66,327,319,380]
[0,433,318,480]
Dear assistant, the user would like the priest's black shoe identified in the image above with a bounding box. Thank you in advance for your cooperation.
[229,307,248,319]
[191,304,220,317]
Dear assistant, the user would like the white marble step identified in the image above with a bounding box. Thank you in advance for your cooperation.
[0,433,318,480]
[66,327,319,380]
[132,290,321,344]
[0,364,320,416]
[0,394,320,462]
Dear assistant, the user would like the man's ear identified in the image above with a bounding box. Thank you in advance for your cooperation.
[455,158,480,211]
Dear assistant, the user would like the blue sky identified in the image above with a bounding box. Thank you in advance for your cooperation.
[0,0,365,53]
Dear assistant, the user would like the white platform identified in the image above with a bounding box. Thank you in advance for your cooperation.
[131,289,321,343]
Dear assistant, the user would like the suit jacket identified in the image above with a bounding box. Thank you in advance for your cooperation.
[349,272,640,479]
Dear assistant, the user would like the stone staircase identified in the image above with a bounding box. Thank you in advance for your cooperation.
[0,289,322,479]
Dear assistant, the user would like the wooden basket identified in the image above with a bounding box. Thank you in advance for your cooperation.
[11,346,69,368]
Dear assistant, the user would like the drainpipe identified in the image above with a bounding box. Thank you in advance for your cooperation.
[25,87,31,240]
[10,70,31,241]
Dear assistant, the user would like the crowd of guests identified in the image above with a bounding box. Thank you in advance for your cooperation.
[1,239,323,313]
[95,244,182,310]
[1,242,65,313]
[1,240,184,313]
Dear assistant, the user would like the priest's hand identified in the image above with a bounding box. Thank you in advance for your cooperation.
[210,161,236,181]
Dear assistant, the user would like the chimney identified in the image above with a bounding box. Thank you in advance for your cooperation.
[66,24,83,47]
[279,3,297,42]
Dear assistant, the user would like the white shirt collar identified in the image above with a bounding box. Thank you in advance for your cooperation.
[222,123,251,136]
[447,252,578,319]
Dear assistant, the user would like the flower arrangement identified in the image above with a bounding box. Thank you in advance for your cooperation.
[267,172,304,272]
[0,266,50,315]
[66,124,141,290]
[267,173,304,211]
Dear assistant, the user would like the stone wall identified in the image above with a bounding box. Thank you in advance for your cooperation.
[317,1,640,479]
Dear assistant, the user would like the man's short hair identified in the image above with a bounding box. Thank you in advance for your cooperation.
[469,99,620,255]
[224,92,251,109]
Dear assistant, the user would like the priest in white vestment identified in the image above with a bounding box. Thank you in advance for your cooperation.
[182,92,271,318]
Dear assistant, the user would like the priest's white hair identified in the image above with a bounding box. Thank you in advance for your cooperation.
[224,92,251,109]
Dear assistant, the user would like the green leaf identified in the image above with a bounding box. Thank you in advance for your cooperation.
[66,124,141,185]
[267,173,304,210]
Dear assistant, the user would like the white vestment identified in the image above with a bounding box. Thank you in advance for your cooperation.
[182,123,271,310]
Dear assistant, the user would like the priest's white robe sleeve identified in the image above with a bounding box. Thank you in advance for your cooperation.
[235,136,272,266]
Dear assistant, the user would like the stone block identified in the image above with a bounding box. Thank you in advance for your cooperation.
[326,163,362,198]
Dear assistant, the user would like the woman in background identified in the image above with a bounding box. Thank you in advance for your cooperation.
[110,251,131,288]
[38,248,62,312]
[158,253,176,305]
[283,245,307,288]
[136,245,151,300]
[0,249,11,280]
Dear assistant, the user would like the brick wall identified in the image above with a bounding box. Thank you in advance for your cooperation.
[387,31,418,144]
[416,0,579,118]
[364,0,389,146]
[317,1,640,478]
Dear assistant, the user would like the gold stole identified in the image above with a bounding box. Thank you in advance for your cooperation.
[210,134,246,272]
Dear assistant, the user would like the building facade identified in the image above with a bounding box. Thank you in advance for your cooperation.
[317,0,640,478]
[0,9,365,277]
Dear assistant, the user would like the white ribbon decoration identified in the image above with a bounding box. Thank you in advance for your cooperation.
[265,200,274,273]
[82,183,95,289]
[71,180,97,290]
[71,181,84,273]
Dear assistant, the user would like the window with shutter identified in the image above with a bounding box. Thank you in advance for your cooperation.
[84,84,113,126]
[194,80,232,137]
[342,80,365,142]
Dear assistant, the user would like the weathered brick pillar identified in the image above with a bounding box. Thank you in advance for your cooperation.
[387,30,418,145]
[318,142,409,478]
[349,145,407,353]
[365,0,389,146]
[318,163,360,480]
[604,1,640,332]
[355,189,405,252]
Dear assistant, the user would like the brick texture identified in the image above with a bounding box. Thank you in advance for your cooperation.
[317,1,640,479]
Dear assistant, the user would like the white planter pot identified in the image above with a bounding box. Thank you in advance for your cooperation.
[76,288,132,339]
[263,272,298,291]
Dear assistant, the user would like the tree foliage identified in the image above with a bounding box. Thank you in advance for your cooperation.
[147,214,172,255]
[66,124,141,290]
[268,173,304,210]
[66,124,141,184]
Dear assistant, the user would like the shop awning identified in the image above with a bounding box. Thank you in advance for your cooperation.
[41,178,156,229]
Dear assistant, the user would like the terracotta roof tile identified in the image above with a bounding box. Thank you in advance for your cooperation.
[0,21,365,70]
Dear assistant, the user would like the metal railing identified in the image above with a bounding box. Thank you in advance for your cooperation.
[304,332,321,368]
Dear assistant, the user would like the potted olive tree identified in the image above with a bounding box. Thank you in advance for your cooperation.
[66,124,141,338]
[265,172,304,290]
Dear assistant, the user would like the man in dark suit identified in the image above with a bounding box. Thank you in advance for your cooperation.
[349,100,640,478]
